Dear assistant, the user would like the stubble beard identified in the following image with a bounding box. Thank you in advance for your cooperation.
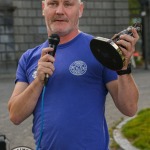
[47,22,77,37]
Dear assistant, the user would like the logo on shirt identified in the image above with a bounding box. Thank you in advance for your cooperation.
[69,60,87,76]
[32,68,37,79]
[12,146,33,150]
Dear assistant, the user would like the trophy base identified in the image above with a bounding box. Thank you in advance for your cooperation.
[90,37,125,70]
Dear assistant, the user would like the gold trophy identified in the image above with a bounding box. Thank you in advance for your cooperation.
[90,23,142,70]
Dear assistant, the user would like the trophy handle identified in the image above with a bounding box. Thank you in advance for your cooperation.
[112,23,142,43]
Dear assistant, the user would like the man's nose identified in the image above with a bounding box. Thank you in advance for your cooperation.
[56,4,64,15]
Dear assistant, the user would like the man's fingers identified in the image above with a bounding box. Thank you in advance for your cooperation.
[132,28,139,40]
[39,53,55,63]
[38,61,55,72]
[116,40,131,51]
[41,47,54,57]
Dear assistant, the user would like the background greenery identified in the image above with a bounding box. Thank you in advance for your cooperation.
[122,108,150,150]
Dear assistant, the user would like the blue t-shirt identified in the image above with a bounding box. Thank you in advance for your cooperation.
[16,32,117,150]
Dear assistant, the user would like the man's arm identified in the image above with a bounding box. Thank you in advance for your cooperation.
[8,79,44,125]
[8,47,55,125]
[106,28,139,116]
[106,75,139,116]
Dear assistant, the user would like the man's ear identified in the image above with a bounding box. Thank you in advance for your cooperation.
[79,2,84,18]
[42,1,45,16]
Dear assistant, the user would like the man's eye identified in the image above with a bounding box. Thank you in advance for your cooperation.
[48,2,58,7]
[64,2,73,7]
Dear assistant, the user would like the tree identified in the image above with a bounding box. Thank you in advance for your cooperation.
[128,0,141,25]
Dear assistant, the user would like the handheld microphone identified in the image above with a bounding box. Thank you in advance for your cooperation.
[44,34,60,85]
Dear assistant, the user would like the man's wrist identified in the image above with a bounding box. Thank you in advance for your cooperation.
[117,63,131,75]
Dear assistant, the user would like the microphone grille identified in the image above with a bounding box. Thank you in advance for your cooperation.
[48,34,60,45]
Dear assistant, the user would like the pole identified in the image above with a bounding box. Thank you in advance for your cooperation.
[141,4,149,69]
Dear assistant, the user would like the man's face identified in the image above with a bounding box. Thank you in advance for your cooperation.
[43,0,84,36]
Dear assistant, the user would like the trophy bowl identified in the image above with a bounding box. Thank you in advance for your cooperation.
[90,37,125,70]
[90,23,142,71]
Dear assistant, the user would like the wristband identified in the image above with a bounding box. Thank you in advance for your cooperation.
[117,63,131,75]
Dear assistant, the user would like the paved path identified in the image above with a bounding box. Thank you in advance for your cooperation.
[0,68,150,150]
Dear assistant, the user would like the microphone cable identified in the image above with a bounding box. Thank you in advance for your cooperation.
[36,85,46,150]
[36,34,60,150]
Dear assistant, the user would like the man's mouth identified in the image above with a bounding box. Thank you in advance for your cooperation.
[54,19,68,22]
[52,17,68,23]
[55,20,65,22]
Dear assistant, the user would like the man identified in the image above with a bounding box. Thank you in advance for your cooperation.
[8,0,139,149]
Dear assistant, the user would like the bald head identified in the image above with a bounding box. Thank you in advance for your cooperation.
[44,0,82,2]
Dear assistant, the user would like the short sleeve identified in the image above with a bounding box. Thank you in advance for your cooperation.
[102,67,118,85]
[15,52,29,84]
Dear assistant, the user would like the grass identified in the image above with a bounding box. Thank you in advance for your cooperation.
[122,108,150,150]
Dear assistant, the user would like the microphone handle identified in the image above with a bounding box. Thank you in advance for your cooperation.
[44,44,56,85]
[48,44,56,56]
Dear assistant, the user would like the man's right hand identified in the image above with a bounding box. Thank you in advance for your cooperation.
[36,47,55,83]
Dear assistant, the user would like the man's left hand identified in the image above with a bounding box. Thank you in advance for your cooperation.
[116,28,139,69]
